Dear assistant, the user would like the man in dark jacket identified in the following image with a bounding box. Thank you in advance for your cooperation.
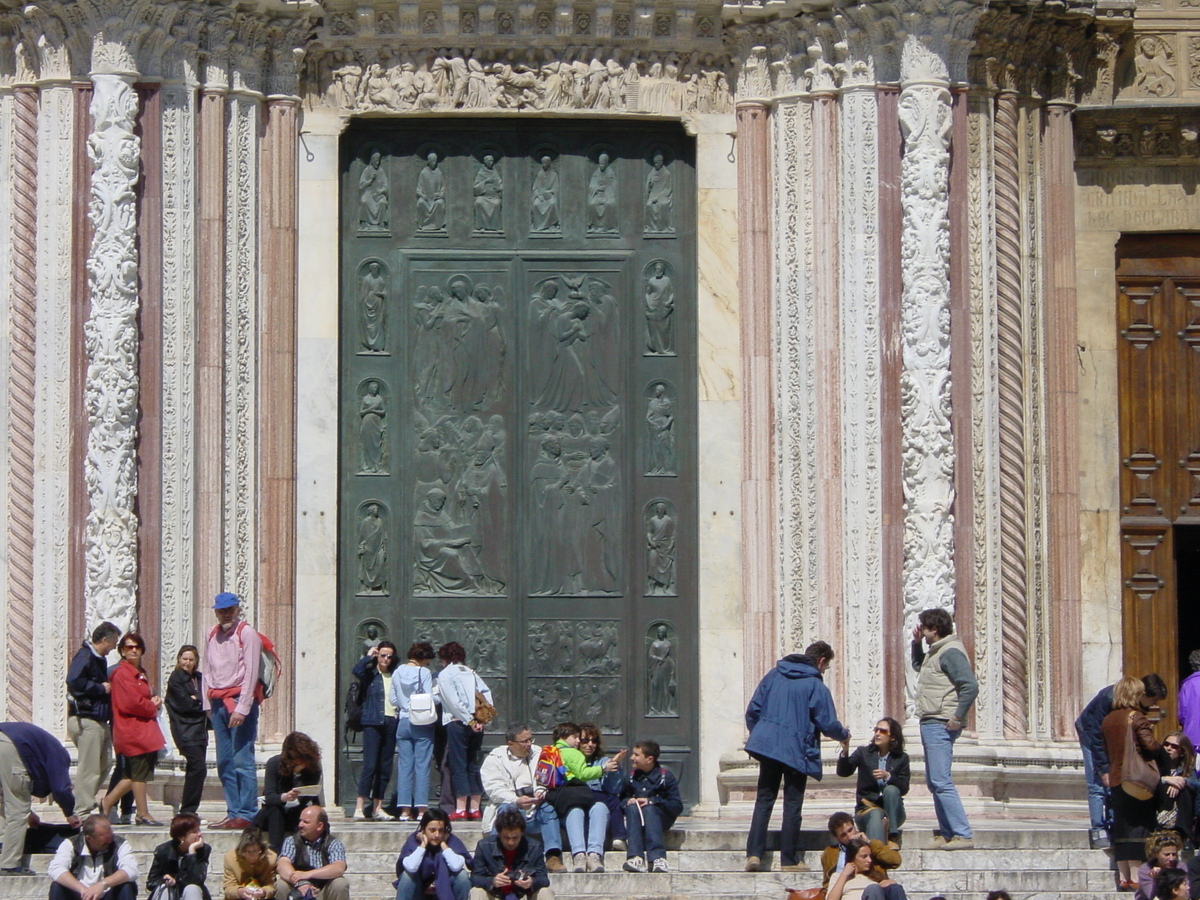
[469,808,553,900]
[0,722,79,875]
[618,740,682,874]
[66,622,120,815]
[744,641,850,873]
[1074,672,1167,848]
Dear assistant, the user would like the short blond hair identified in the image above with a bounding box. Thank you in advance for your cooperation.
[1113,675,1145,710]
[1145,829,1180,862]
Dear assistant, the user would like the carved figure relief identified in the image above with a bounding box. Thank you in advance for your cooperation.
[413,619,508,678]
[645,381,677,476]
[412,486,505,595]
[356,619,389,654]
[416,151,447,232]
[358,149,390,234]
[358,260,389,353]
[530,276,618,411]
[644,152,674,235]
[357,501,389,595]
[529,620,621,730]
[413,276,508,413]
[645,500,677,596]
[644,260,675,355]
[531,156,561,233]
[1133,36,1176,98]
[646,622,678,717]
[474,154,504,233]
[359,379,389,474]
[587,153,618,234]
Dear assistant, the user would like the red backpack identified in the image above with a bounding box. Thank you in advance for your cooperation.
[207,621,282,702]
[535,744,567,788]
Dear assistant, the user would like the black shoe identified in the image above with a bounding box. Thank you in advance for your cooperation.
[0,867,37,876]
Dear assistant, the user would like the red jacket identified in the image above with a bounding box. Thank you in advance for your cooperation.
[111,659,166,757]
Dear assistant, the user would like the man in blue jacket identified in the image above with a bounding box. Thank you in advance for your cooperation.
[0,721,80,875]
[744,641,850,873]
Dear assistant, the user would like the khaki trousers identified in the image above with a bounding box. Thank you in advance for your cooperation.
[275,876,351,900]
[0,733,31,869]
[66,716,111,812]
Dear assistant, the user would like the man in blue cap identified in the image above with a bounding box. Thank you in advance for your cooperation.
[203,592,262,829]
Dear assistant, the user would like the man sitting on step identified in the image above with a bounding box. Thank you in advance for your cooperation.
[469,808,554,900]
[48,814,137,900]
[820,812,902,898]
[275,806,350,900]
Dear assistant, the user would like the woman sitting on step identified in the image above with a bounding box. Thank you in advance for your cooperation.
[826,839,908,900]
[1155,732,1198,846]
[1135,831,1184,900]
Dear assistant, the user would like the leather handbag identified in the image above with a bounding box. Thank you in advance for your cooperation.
[1120,709,1160,801]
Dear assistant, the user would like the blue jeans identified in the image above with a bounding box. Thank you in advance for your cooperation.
[1077,728,1109,831]
[445,721,483,797]
[211,702,259,821]
[394,718,435,809]
[394,868,470,900]
[359,718,398,801]
[920,719,971,840]
[625,801,674,863]
[492,801,562,853]
[565,800,609,855]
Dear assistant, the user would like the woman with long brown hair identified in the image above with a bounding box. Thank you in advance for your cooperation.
[1103,675,1163,889]
[101,631,166,826]
[253,732,322,851]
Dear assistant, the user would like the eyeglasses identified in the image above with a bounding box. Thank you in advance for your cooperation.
[511,737,534,745]
[873,727,890,734]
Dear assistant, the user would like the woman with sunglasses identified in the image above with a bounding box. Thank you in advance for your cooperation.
[1156,732,1197,845]
[352,641,400,821]
[836,718,910,845]
[101,632,166,826]
[578,723,629,856]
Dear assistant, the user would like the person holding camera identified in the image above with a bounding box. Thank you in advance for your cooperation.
[469,809,554,900]
[479,723,566,873]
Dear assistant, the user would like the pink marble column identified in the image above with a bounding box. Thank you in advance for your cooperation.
[8,85,39,723]
[195,86,226,638]
[258,97,299,742]
[736,100,777,702]
[1044,100,1081,738]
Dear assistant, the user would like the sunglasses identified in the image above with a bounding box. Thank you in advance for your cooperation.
[873,727,890,735]
[1166,741,1182,749]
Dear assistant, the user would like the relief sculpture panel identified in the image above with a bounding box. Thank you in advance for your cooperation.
[358,260,389,354]
[529,620,621,731]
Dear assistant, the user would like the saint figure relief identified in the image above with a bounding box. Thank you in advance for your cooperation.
[416,152,447,232]
[645,382,676,476]
[474,154,504,232]
[645,502,676,595]
[644,260,675,355]
[647,623,678,716]
[531,156,561,233]
[357,502,388,594]
[645,152,674,234]
[359,380,388,474]
[587,153,618,234]
[358,150,390,233]
[359,260,388,353]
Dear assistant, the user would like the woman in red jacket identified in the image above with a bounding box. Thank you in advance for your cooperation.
[101,631,167,826]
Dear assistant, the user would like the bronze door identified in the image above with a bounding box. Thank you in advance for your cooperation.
[338,120,697,803]
[1116,234,1200,722]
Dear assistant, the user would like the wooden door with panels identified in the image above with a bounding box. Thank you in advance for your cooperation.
[1117,234,1200,722]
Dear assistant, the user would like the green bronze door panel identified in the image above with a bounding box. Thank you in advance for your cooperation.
[339,119,697,804]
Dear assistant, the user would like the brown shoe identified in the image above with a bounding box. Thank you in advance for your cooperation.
[780,862,810,872]
[744,856,765,872]
[545,855,566,873]
[211,817,253,830]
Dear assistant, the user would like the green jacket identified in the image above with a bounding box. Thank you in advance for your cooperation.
[554,739,604,782]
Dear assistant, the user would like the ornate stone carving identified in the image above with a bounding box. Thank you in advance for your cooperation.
[358,260,389,353]
[646,622,677,716]
[1132,34,1175,98]
[644,150,674,235]
[358,148,390,234]
[645,381,677,476]
[358,379,389,474]
[645,500,677,595]
[644,259,675,354]
[586,152,618,235]
[356,500,389,595]
[898,55,956,644]
[530,154,561,234]
[473,152,503,233]
[83,72,141,640]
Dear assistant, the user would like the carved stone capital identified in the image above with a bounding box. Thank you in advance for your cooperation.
[896,0,987,87]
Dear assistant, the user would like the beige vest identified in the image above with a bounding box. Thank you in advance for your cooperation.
[916,633,966,721]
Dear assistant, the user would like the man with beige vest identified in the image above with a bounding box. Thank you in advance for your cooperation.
[910,608,978,851]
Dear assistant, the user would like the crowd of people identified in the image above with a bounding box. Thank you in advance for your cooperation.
[7,597,1195,898]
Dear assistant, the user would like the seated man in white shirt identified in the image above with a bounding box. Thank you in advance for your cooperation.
[48,814,138,900]
[479,723,565,873]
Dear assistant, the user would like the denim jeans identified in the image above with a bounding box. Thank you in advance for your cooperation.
[359,717,398,801]
[920,719,971,840]
[857,784,907,842]
[394,717,435,808]
[445,721,484,797]
[1076,728,1109,831]
[492,801,562,854]
[211,702,260,820]
[565,800,609,855]
[624,802,675,864]
[394,868,470,900]
[745,756,807,865]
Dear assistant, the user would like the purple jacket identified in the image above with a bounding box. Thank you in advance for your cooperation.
[1179,671,1200,756]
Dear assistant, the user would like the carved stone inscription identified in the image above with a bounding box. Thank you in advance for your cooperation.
[342,123,695,790]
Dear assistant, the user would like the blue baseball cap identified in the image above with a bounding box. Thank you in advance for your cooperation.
[213,592,240,609]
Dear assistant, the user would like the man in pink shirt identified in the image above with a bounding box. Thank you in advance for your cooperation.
[203,592,261,829]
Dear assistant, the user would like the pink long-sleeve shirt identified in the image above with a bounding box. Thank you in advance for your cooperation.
[202,620,262,717]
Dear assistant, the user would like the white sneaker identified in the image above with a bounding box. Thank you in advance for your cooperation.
[587,853,604,873]
[572,852,586,872]
[352,809,366,820]
[622,856,647,873]
[610,839,626,852]
[651,858,669,873]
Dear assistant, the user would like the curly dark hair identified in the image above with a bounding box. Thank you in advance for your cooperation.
[279,731,321,776]
[918,608,954,638]
[438,642,466,665]
[407,641,435,662]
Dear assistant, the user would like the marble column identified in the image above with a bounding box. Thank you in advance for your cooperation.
[735,100,776,703]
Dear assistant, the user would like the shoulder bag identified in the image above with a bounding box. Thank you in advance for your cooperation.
[1120,709,1160,801]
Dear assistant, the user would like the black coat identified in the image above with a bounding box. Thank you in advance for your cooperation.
[165,668,208,748]
[147,840,212,900]
[836,744,911,811]
[618,764,683,821]
[66,643,112,722]
[261,755,323,810]
[469,834,549,894]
